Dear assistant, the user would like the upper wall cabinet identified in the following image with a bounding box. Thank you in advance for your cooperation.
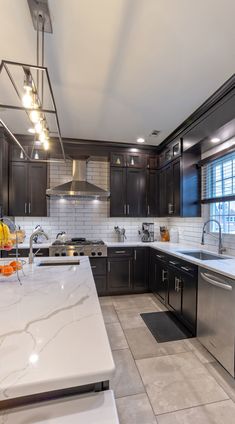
[110,151,147,168]
[159,139,181,168]
[9,161,48,217]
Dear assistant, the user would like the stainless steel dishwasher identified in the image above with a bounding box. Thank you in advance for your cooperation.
[197,267,235,377]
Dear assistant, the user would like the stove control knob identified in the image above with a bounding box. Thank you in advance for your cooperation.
[97,252,102,256]
[55,253,60,257]
[73,252,78,256]
[80,252,84,256]
[91,252,96,256]
[61,252,66,257]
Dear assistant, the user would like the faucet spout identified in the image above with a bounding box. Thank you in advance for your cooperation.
[29,229,49,264]
[201,219,226,255]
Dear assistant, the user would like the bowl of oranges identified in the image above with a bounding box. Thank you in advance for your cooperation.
[0,260,25,281]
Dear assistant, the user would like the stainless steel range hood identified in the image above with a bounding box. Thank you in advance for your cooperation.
[46,160,110,199]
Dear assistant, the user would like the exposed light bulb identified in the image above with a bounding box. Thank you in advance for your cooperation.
[39,131,46,143]
[35,121,43,134]
[30,109,40,124]
[20,150,24,159]
[34,151,39,160]
[22,92,33,108]
[44,139,49,150]
[211,137,220,143]
[28,128,35,134]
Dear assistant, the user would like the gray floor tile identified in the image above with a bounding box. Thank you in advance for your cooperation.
[106,322,128,350]
[117,306,158,330]
[124,326,188,359]
[101,305,118,323]
[157,400,235,424]
[113,294,160,311]
[184,338,216,364]
[99,296,114,306]
[116,393,157,424]
[136,351,228,415]
[205,361,235,402]
[110,349,145,398]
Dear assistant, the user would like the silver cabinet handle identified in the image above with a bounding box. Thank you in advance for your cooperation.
[127,204,130,215]
[156,254,164,259]
[91,266,96,269]
[28,202,31,214]
[200,272,232,291]
[175,277,181,292]
[162,269,168,282]
[168,203,174,215]
[25,203,27,214]
[134,249,137,261]
[169,260,178,265]
[147,205,150,216]
[115,250,126,254]
[124,204,126,215]
[108,262,111,272]
[181,266,191,272]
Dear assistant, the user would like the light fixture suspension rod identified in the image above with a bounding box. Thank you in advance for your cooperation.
[36,10,39,92]
[41,17,45,107]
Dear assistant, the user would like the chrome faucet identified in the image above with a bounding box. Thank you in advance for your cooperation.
[201,219,226,255]
[29,229,49,264]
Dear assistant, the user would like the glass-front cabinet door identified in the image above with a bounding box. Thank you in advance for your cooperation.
[110,152,126,167]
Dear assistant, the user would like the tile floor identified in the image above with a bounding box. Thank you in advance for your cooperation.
[100,293,235,424]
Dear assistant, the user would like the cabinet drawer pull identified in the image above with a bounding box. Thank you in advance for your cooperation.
[156,254,164,259]
[181,266,191,272]
[169,260,178,265]
[168,203,174,215]
[162,269,168,282]
[91,266,97,269]
[115,250,126,254]
[8,253,16,257]
[35,253,43,256]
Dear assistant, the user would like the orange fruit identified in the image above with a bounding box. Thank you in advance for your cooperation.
[2,265,14,277]
[0,265,4,274]
[9,261,22,271]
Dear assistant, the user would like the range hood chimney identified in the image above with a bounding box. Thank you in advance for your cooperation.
[46,160,110,199]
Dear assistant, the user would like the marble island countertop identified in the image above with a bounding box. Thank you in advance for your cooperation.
[106,241,235,280]
[0,256,115,405]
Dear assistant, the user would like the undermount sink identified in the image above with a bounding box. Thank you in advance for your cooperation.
[178,251,227,260]
[37,259,80,267]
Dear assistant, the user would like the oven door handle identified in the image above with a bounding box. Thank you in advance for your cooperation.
[200,272,232,291]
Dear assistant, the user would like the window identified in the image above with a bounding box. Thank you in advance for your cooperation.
[202,151,235,234]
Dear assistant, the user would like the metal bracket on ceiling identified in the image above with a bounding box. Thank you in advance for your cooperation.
[27,0,53,33]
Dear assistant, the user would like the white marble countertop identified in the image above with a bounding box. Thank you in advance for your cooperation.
[0,390,119,424]
[106,241,235,279]
[0,256,115,403]
[17,242,51,249]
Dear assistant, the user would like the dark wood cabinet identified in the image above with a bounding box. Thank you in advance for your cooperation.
[107,256,133,293]
[158,158,181,217]
[147,170,158,216]
[9,161,47,217]
[107,247,148,295]
[2,248,49,258]
[110,151,147,168]
[126,168,146,217]
[110,167,147,217]
[89,257,107,296]
[133,247,148,291]
[150,249,198,335]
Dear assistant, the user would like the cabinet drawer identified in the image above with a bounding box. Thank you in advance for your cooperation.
[89,258,107,275]
[151,249,168,262]
[108,247,133,257]
[1,248,49,258]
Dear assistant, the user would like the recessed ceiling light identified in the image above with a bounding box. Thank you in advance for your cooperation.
[211,137,220,143]
[137,137,145,143]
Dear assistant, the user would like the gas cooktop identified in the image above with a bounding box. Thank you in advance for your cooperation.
[50,238,107,257]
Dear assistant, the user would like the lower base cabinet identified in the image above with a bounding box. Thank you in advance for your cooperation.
[1,248,49,258]
[150,248,198,335]
[89,257,107,296]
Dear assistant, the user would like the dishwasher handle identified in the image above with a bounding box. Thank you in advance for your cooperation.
[200,272,232,291]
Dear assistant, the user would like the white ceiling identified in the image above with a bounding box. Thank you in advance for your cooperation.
[0,0,235,146]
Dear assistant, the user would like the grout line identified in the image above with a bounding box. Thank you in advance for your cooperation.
[155,397,232,418]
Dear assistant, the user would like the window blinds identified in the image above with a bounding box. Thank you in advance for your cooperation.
[201,151,235,203]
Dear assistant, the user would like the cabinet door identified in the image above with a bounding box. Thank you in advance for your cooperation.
[28,163,47,217]
[155,260,168,303]
[168,270,182,318]
[110,152,126,167]
[159,168,167,216]
[172,159,181,216]
[107,257,132,294]
[181,273,197,334]
[0,134,9,215]
[147,170,158,216]
[110,167,126,217]
[126,154,147,168]
[133,247,148,291]
[9,162,28,216]
[165,163,174,216]
[126,168,146,217]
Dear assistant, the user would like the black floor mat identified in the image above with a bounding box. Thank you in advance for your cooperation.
[140,311,193,343]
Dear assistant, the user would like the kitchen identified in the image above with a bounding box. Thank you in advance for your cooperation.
[0,0,235,423]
